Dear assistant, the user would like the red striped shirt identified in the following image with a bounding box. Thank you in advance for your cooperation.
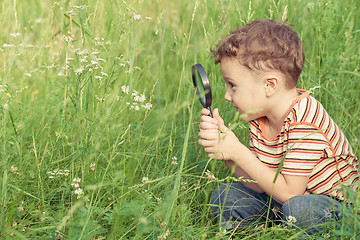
[249,89,359,200]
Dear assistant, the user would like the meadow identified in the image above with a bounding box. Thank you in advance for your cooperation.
[0,0,359,239]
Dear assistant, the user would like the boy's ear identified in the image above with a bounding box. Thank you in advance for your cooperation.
[264,76,278,97]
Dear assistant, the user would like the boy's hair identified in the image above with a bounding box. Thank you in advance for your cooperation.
[212,19,304,88]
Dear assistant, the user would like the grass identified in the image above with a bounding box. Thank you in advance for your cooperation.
[0,0,359,239]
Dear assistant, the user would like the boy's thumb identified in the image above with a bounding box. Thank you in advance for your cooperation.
[213,108,225,127]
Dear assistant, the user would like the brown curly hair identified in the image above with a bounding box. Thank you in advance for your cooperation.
[212,19,304,88]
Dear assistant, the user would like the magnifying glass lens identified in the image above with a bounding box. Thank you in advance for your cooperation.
[192,63,213,117]
[195,70,206,104]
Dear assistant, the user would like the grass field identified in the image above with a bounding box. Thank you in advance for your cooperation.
[0,0,359,239]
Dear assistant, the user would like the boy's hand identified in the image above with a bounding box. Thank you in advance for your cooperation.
[198,108,241,160]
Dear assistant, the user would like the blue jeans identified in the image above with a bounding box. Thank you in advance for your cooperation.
[211,183,342,235]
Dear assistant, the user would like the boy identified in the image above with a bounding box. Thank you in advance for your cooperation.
[198,19,359,234]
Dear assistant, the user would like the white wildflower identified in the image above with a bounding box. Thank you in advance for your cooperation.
[18,202,24,212]
[101,72,108,76]
[134,66,141,70]
[90,162,96,171]
[72,178,81,188]
[158,229,170,239]
[57,71,64,76]
[145,17,152,20]
[141,103,152,110]
[74,188,84,199]
[95,76,103,80]
[10,166,18,173]
[134,105,140,111]
[80,56,88,63]
[63,34,73,42]
[205,170,216,180]
[142,177,149,183]
[3,43,16,48]
[24,73,32,77]
[171,157,178,166]
[73,5,88,10]
[133,14,142,21]
[65,10,77,16]
[91,51,100,55]
[286,215,297,224]
[10,33,20,38]
[40,212,48,221]
[21,44,34,48]
[91,60,99,65]
[138,94,146,102]
[120,86,128,94]
[96,57,106,62]
[133,95,140,102]
[74,66,85,75]
[119,63,126,67]
[63,169,70,176]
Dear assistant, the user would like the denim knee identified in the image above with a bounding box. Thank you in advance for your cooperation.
[211,183,253,212]
[210,183,281,229]
[282,194,341,234]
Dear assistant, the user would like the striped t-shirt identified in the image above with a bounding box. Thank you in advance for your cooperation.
[249,89,359,200]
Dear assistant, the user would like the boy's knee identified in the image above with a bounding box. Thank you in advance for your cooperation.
[211,183,249,205]
[282,194,341,225]
[211,183,234,205]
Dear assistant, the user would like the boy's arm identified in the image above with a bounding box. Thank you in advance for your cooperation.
[230,146,309,204]
[198,108,309,204]
[224,160,264,193]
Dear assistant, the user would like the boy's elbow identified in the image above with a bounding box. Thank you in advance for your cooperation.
[276,192,303,205]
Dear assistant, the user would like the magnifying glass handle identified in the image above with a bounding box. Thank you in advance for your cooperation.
[207,106,213,118]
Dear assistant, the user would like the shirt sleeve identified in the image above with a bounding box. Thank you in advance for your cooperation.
[281,124,330,176]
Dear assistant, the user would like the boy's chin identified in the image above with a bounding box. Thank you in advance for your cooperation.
[241,117,252,122]
[240,113,258,122]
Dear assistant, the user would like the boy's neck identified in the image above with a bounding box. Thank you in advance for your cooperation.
[263,88,299,139]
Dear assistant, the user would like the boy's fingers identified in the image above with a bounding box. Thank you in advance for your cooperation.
[198,129,218,140]
[213,108,225,126]
[200,115,217,125]
[199,122,218,130]
[201,108,210,116]
[198,139,216,147]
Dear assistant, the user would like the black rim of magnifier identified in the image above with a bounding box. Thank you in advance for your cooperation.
[192,64,212,108]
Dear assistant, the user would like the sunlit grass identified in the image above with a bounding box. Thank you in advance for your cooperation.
[0,0,359,239]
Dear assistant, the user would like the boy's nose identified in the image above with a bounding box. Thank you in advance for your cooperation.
[224,91,231,102]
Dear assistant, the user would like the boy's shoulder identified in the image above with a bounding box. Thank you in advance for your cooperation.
[287,89,325,126]
[249,89,335,136]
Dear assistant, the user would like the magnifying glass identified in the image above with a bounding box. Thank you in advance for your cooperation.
[192,63,213,118]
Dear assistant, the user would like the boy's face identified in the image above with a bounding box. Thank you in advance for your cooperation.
[220,57,267,122]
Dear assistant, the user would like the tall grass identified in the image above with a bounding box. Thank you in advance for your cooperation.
[0,0,359,239]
